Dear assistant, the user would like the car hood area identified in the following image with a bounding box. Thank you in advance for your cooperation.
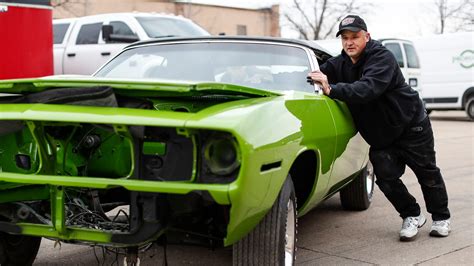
[0,76,282,98]
[0,76,287,137]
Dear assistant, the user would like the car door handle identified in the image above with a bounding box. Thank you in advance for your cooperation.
[101,52,111,56]
[67,53,76,57]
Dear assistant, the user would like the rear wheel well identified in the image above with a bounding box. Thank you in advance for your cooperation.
[462,87,474,108]
[289,150,318,210]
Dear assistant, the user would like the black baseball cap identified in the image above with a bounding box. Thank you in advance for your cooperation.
[336,15,367,37]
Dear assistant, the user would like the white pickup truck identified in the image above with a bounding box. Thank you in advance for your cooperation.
[53,12,209,75]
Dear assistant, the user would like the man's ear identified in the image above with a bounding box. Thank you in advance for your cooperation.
[365,32,371,42]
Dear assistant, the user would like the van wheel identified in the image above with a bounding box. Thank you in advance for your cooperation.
[340,161,375,210]
[466,97,474,120]
[0,233,41,266]
[233,176,297,266]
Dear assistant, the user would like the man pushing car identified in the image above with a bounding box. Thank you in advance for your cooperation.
[307,15,451,241]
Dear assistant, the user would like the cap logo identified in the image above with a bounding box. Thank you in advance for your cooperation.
[341,17,355,26]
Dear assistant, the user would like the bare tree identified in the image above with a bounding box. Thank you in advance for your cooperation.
[283,0,370,40]
[433,0,473,33]
[51,0,87,17]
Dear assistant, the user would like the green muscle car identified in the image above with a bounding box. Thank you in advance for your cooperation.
[0,36,374,265]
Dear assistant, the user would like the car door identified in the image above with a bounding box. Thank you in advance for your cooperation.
[53,19,74,75]
[63,17,105,75]
[94,19,141,73]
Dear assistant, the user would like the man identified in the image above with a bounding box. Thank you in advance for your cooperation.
[308,15,451,241]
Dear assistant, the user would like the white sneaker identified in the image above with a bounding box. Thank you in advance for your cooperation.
[430,219,451,237]
[399,213,426,241]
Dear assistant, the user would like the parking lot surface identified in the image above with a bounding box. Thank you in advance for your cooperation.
[35,111,473,265]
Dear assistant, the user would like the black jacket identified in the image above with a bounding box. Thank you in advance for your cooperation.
[320,39,424,149]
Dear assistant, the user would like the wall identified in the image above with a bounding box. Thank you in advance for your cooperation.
[53,0,280,37]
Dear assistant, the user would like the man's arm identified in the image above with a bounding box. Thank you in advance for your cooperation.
[310,49,398,104]
[309,59,336,95]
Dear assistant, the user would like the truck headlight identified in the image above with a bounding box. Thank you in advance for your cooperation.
[204,136,240,176]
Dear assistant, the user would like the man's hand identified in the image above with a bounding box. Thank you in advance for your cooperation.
[307,71,331,96]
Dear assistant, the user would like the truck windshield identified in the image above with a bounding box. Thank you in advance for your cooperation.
[95,42,313,92]
[135,17,209,38]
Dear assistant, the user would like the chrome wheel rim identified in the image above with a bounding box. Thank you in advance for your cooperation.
[285,198,296,266]
[366,161,375,196]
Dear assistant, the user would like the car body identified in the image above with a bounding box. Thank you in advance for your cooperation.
[0,36,373,265]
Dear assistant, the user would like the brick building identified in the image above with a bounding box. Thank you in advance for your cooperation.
[53,0,280,37]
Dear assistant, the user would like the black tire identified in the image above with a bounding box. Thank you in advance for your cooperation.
[0,233,41,266]
[233,176,297,266]
[466,97,474,120]
[340,161,375,211]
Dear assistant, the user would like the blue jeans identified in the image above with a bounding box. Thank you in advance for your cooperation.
[369,116,451,221]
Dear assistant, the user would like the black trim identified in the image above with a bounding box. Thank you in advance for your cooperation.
[462,87,474,108]
[110,221,164,244]
[260,161,282,172]
[0,0,50,6]
[423,97,458,104]
[0,221,22,234]
[123,36,333,61]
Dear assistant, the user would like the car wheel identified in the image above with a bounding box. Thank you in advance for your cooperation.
[340,161,375,210]
[0,232,41,266]
[466,96,474,120]
[233,176,297,266]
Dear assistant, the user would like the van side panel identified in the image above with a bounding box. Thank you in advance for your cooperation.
[413,32,474,111]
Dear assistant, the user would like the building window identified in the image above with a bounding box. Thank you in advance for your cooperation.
[237,25,247,35]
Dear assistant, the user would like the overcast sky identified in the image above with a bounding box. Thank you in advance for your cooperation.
[188,0,462,39]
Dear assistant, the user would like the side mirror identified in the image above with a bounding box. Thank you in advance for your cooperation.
[102,24,139,43]
[102,24,113,42]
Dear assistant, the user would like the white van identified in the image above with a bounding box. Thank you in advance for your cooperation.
[53,12,209,75]
[412,32,474,120]
[314,38,421,93]
[379,39,421,91]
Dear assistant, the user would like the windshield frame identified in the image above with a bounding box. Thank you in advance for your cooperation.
[94,39,319,93]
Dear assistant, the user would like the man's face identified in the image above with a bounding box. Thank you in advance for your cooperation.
[341,30,370,62]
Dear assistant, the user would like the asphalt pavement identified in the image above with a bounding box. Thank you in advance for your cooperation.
[34,111,473,265]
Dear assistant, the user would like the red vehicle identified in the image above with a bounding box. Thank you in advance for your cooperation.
[0,0,53,79]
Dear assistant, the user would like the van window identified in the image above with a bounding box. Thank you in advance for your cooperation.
[403,43,420,68]
[76,22,102,45]
[53,23,70,44]
[384,43,404,68]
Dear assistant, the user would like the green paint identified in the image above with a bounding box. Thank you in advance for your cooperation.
[19,223,112,244]
[0,185,50,204]
[0,78,368,248]
[142,141,166,156]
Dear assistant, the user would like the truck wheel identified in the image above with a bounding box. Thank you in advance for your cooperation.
[466,97,474,120]
[233,176,297,266]
[340,161,375,210]
[0,232,41,266]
